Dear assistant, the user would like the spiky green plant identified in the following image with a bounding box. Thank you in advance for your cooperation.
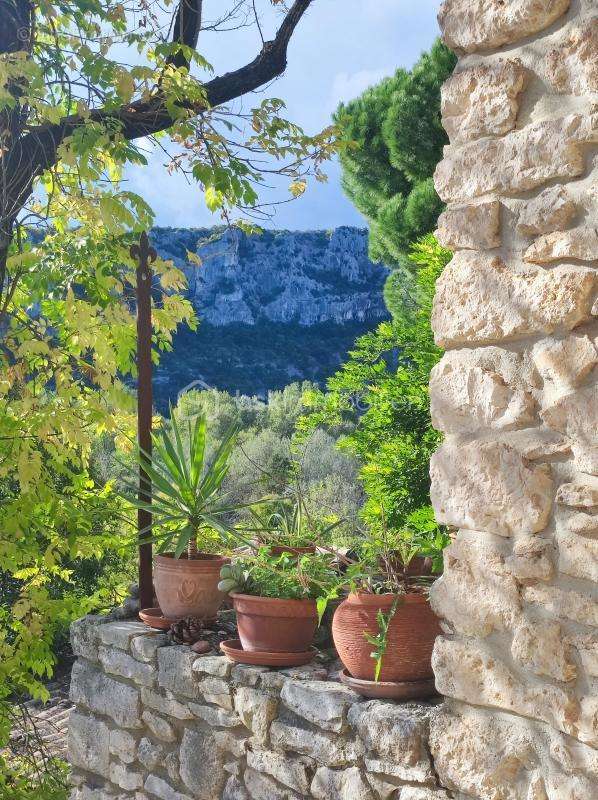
[123,411,251,559]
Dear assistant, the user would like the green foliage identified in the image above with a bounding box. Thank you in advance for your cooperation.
[334,40,456,267]
[296,235,451,547]
[363,596,400,682]
[219,549,340,604]
[122,411,252,557]
[0,2,341,788]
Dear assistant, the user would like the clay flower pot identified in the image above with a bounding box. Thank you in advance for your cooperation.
[154,553,230,621]
[269,544,317,557]
[332,592,441,683]
[231,592,318,653]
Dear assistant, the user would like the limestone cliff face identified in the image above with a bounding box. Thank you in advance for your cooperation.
[151,226,388,326]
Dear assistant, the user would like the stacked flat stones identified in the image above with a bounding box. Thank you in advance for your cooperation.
[67,616,449,800]
[429,0,598,798]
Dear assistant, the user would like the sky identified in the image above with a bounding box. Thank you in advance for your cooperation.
[124,0,442,231]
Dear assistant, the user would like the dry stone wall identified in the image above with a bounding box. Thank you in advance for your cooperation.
[67,617,449,800]
[430,0,598,798]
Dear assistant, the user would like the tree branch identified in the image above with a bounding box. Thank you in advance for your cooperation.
[17,0,314,184]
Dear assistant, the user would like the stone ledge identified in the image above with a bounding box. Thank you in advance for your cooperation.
[68,618,443,800]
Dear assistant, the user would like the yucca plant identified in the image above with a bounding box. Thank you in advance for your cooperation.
[123,410,251,559]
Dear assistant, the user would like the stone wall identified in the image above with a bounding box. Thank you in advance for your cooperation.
[429,0,598,798]
[67,617,449,800]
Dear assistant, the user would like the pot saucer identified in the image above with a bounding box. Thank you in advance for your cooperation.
[339,668,438,700]
[139,607,176,630]
[220,639,315,667]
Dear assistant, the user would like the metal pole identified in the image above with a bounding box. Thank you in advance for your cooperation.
[131,231,157,612]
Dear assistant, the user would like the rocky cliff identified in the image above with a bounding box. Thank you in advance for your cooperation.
[151,226,388,408]
[151,226,388,326]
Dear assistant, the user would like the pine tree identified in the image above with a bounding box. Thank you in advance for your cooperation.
[334,40,456,269]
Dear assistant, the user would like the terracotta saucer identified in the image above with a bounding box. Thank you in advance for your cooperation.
[139,607,176,630]
[339,668,438,700]
[220,639,315,667]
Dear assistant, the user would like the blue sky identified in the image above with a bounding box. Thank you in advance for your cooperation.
[124,0,441,230]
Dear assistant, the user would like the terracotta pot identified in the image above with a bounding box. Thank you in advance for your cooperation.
[231,593,318,653]
[332,592,441,682]
[378,554,437,577]
[269,544,317,557]
[153,553,230,621]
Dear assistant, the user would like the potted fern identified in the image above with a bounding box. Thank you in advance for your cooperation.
[124,412,251,621]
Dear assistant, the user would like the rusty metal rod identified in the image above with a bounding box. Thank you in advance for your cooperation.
[131,231,157,612]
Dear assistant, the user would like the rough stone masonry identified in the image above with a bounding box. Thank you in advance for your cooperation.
[429,0,598,798]
[67,616,449,800]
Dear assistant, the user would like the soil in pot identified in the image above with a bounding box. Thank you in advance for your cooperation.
[332,591,441,683]
[154,552,230,621]
[231,592,318,653]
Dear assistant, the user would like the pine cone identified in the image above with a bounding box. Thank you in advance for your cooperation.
[169,616,205,645]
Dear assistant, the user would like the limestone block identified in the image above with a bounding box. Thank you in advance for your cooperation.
[348,701,435,784]
[197,675,233,709]
[141,709,177,742]
[192,654,232,678]
[110,761,143,791]
[141,688,193,720]
[438,0,570,53]
[157,647,199,699]
[505,536,554,584]
[222,776,250,800]
[188,702,242,728]
[98,621,148,651]
[578,696,598,747]
[568,511,598,534]
[109,729,138,764]
[434,115,597,203]
[492,428,571,461]
[568,634,598,678]
[523,584,598,627]
[545,19,598,94]
[525,228,598,264]
[431,252,594,348]
[556,477,598,508]
[542,386,598,473]
[517,186,577,237]
[430,440,553,536]
[269,719,364,767]
[234,687,278,744]
[144,775,192,800]
[131,633,168,663]
[246,748,312,794]
[243,767,302,800]
[70,661,142,729]
[432,637,578,735]
[179,727,228,799]
[430,359,535,434]
[98,646,155,687]
[511,617,576,682]
[70,616,105,662]
[429,707,534,800]
[400,790,451,800]
[231,665,270,688]
[436,201,500,250]
[311,766,375,800]
[280,680,358,733]
[68,712,110,779]
[165,752,180,784]
[430,536,521,636]
[532,335,597,398]
[138,737,165,771]
[260,664,328,693]
[556,530,598,583]
[441,61,525,143]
